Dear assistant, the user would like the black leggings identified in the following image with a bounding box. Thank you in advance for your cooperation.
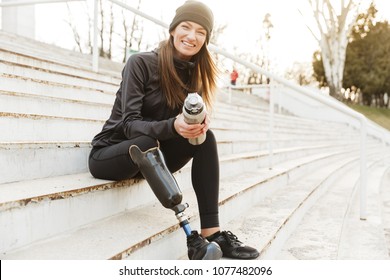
[88,130,220,229]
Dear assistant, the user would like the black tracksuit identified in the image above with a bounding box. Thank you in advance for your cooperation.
[88,50,219,228]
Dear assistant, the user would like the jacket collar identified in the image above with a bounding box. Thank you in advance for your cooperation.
[173,56,196,70]
[152,48,196,70]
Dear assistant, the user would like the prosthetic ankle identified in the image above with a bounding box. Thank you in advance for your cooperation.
[129,145,222,260]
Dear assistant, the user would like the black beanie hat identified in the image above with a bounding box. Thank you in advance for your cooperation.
[169,1,214,43]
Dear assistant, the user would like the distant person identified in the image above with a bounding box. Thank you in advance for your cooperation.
[248,73,256,85]
[247,73,257,94]
[230,68,239,86]
[88,0,259,260]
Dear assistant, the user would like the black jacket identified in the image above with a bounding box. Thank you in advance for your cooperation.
[91,50,193,147]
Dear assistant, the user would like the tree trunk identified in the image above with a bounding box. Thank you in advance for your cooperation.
[307,0,360,99]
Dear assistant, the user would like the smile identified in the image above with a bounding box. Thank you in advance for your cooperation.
[182,40,196,47]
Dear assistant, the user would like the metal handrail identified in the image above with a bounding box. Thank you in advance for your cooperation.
[0,0,78,8]
[2,0,390,220]
[0,0,81,7]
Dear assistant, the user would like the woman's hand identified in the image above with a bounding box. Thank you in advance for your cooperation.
[174,113,210,139]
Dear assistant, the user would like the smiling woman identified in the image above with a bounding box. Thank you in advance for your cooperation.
[87,0,260,260]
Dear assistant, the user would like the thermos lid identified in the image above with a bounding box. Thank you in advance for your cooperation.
[184,93,204,115]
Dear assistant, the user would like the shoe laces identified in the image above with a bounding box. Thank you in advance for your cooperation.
[221,231,243,246]
[188,231,206,248]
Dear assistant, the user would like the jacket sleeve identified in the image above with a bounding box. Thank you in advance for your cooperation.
[121,55,179,141]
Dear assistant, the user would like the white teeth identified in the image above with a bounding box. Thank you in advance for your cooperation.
[182,41,195,47]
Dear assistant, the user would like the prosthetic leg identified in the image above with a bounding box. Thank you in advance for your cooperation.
[129,145,222,260]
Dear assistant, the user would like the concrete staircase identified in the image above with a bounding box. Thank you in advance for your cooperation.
[1,30,389,260]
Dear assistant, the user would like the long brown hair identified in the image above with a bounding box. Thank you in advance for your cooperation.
[158,37,219,110]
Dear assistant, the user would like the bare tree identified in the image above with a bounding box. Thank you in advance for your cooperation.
[65,2,96,55]
[107,3,114,59]
[66,0,135,60]
[285,61,315,86]
[99,0,105,57]
[209,23,228,66]
[302,0,361,99]
[98,0,115,59]
[122,0,143,62]
[65,3,83,53]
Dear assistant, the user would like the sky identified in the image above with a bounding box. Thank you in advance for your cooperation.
[30,0,390,74]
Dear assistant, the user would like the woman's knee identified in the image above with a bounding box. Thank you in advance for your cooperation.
[206,130,216,141]
[131,135,159,152]
[204,129,217,147]
[88,136,158,180]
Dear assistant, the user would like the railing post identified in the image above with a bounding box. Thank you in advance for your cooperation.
[268,81,274,170]
[92,0,99,72]
[228,85,232,103]
[382,131,386,166]
[360,117,367,220]
[277,85,281,114]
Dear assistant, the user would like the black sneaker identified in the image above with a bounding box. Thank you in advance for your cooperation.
[207,231,259,259]
[187,230,222,260]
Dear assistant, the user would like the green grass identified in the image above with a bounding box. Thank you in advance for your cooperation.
[347,104,390,131]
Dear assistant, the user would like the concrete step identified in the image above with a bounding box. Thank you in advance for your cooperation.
[0,46,121,85]
[1,108,356,142]
[0,91,272,130]
[213,115,349,137]
[0,122,361,183]
[0,141,91,184]
[217,87,269,112]
[275,157,390,260]
[273,160,364,260]
[214,107,359,140]
[0,112,103,142]
[1,55,346,141]
[336,159,390,259]
[380,167,390,257]
[0,60,119,93]
[0,90,112,121]
[0,144,361,253]
[217,88,270,112]
[1,149,363,259]
[0,30,124,76]
[0,91,349,139]
[211,151,385,260]
[1,85,360,183]
[0,62,119,93]
[0,135,361,185]
[217,89,354,134]
[0,74,115,105]
[0,88,265,123]
[215,101,353,133]
[0,109,348,142]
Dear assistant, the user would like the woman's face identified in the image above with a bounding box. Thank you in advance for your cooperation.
[170,21,207,61]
